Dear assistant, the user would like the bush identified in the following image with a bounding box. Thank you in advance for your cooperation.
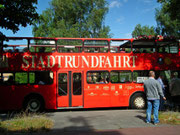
[0,112,54,133]
[159,111,180,125]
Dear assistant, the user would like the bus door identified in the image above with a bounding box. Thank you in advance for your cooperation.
[57,71,83,108]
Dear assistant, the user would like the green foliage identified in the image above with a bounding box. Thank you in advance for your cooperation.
[15,73,28,84]
[14,72,35,84]
[156,0,180,37]
[29,73,35,83]
[0,0,38,36]
[33,0,111,38]
[157,0,180,22]
[0,4,4,9]
[132,24,156,38]
[0,113,54,132]
[132,1,180,38]
[159,111,180,125]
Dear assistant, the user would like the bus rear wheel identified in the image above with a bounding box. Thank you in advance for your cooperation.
[130,93,146,109]
[24,95,44,112]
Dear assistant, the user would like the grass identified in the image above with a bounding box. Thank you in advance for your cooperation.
[0,112,54,133]
[159,111,180,125]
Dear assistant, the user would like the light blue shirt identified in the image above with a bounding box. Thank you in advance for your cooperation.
[157,77,165,92]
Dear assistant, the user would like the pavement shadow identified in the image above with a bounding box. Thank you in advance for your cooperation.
[0,114,123,135]
[135,115,146,123]
[50,116,122,135]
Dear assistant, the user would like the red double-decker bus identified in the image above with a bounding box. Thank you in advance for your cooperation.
[0,36,179,112]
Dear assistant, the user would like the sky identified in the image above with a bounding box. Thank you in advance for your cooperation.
[2,0,161,39]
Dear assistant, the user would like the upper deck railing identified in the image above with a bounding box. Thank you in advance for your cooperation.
[0,36,179,54]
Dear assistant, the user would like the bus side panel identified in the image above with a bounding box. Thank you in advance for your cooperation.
[110,84,128,107]
[83,83,145,108]
[0,84,57,111]
[83,84,111,108]
[0,85,21,110]
[38,85,57,110]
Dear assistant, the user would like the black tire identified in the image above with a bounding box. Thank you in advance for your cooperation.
[130,93,146,109]
[24,95,44,112]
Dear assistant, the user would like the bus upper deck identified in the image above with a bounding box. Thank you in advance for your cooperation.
[0,36,179,53]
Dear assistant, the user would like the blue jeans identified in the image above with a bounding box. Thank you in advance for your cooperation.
[146,99,160,123]
[159,96,165,111]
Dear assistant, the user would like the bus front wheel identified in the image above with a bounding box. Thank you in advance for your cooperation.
[130,93,146,109]
[24,95,44,112]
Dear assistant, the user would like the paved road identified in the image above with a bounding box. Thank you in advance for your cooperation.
[1,109,180,135]
[44,109,180,135]
[47,109,170,131]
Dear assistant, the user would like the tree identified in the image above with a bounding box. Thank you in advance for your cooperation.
[33,0,111,38]
[132,24,156,38]
[0,0,38,37]
[157,0,180,22]
[155,0,180,37]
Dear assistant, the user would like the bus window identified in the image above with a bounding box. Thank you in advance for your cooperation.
[0,40,3,51]
[0,55,8,68]
[3,39,28,52]
[29,39,56,53]
[158,70,180,82]
[155,70,170,93]
[29,71,53,85]
[87,71,109,84]
[15,72,28,84]
[133,70,149,83]
[58,73,68,96]
[0,73,14,85]
[133,41,155,53]
[110,71,132,83]
[84,40,108,53]
[57,39,82,53]
[110,40,131,53]
[73,73,82,95]
[157,41,178,53]
[29,72,35,84]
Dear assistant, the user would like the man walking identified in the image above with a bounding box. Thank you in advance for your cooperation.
[144,71,166,125]
[157,74,166,111]
[170,72,180,108]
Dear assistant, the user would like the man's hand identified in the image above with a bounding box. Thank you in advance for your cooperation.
[163,97,166,100]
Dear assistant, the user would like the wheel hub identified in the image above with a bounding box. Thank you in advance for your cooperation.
[134,97,145,108]
[28,99,40,112]
[31,101,38,109]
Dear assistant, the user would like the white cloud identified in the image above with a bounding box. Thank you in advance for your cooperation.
[144,0,153,3]
[141,5,156,14]
[143,8,153,13]
[123,0,128,3]
[109,1,122,8]
[138,0,153,4]
[117,16,125,24]
[124,33,132,38]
